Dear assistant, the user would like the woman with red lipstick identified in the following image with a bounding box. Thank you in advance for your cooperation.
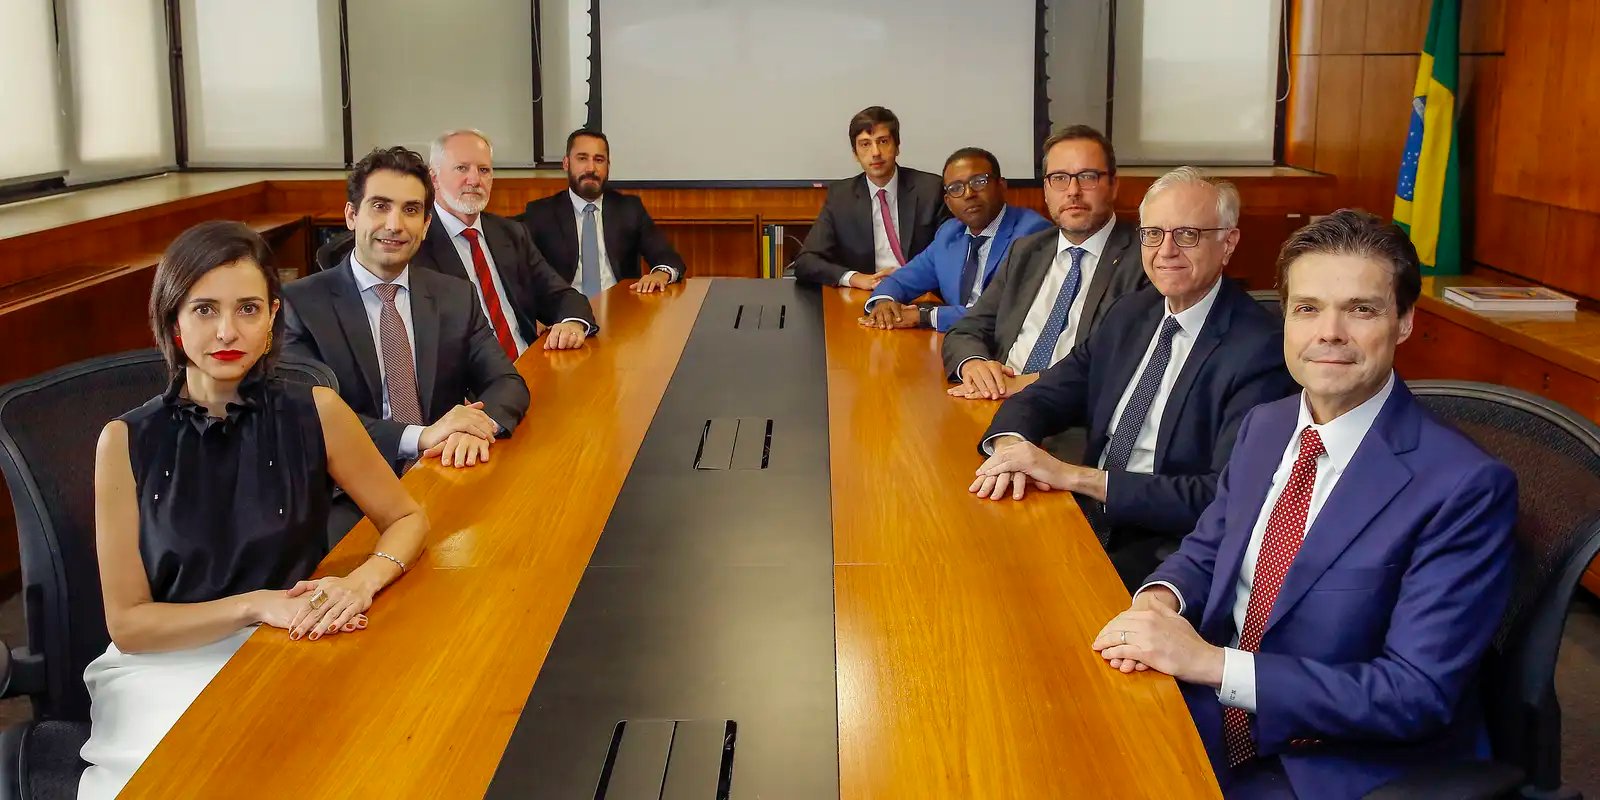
[77,221,430,799]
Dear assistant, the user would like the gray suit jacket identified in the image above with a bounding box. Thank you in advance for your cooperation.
[941,218,1146,380]
[280,256,530,467]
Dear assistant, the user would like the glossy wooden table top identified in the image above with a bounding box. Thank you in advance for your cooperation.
[123,279,1217,799]
[824,288,1221,799]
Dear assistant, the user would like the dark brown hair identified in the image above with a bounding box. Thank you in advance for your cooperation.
[1041,124,1117,176]
[1275,209,1423,316]
[944,146,1002,178]
[150,220,281,375]
[566,128,609,156]
[848,106,900,148]
[346,146,434,216]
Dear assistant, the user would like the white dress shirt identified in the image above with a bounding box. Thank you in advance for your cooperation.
[434,204,531,355]
[568,190,678,295]
[866,206,1008,329]
[1097,277,1222,475]
[1002,216,1117,373]
[1142,373,1396,713]
[838,168,902,286]
[349,252,425,458]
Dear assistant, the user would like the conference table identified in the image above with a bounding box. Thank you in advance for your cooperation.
[121,278,1220,799]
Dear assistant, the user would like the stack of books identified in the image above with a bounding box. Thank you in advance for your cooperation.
[1442,286,1577,312]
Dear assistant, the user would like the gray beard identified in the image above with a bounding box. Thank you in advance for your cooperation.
[442,191,488,216]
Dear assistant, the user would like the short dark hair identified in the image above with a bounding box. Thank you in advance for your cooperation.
[347,146,433,216]
[944,147,1002,178]
[566,128,609,156]
[1041,124,1117,176]
[1275,209,1423,316]
[150,220,282,376]
[848,106,900,148]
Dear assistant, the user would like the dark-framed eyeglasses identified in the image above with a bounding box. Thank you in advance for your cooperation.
[1043,169,1108,191]
[1137,226,1231,248]
[943,173,995,198]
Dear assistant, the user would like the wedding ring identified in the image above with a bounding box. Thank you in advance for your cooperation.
[1119,630,1129,645]
[309,589,328,610]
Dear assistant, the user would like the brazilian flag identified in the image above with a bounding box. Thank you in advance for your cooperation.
[1393,0,1462,274]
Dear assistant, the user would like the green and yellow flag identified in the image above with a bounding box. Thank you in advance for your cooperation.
[1393,0,1462,274]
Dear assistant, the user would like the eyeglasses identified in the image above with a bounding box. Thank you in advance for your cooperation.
[1138,226,1231,248]
[943,173,995,198]
[1043,169,1108,191]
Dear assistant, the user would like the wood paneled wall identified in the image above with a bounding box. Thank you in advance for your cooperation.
[1285,0,1600,301]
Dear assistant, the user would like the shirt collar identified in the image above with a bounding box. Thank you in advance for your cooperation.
[1057,214,1117,261]
[434,202,482,240]
[972,205,1007,239]
[865,168,899,200]
[1166,275,1223,336]
[569,189,603,214]
[350,249,410,294]
[1293,372,1396,471]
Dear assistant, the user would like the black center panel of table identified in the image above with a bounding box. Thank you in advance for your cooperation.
[485,279,837,799]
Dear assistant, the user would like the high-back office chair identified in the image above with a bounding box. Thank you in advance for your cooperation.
[313,231,355,273]
[1247,288,1282,318]
[0,349,336,799]
[1367,381,1600,800]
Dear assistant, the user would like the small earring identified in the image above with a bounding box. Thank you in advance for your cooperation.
[265,330,273,352]
[174,334,183,347]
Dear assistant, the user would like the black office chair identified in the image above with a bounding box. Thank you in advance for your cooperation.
[1247,288,1282,318]
[0,349,336,799]
[1366,381,1600,800]
[313,231,355,273]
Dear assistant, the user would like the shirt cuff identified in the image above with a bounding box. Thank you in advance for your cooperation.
[1135,581,1186,615]
[955,355,990,381]
[558,316,595,335]
[399,425,424,459]
[929,307,939,329]
[981,431,1027,456]
[839,270,859,287]
[864,293,895,313]
[650,265,680,282]
[1217,648,1257,712]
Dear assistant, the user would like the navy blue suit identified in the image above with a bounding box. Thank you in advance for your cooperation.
[1145,382,1516,799]
[865,205,1051,332]
[982,279,1298,585]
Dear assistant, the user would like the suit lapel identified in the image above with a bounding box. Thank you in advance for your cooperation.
[601,192,627,275]
[1072,220,1135,347]
[409,269,440,416]
[482,216,532,325]
[982,205,1017,283]
[851,177,874,259]
[555,195,581,281]
[1264,389,1417,634]
[1200,397,1299,640]
[1150,283,1236,468]
[1099,300,1164,426]
[895,172,917,252]
[330,259,383,405]
[999,237,1056,352]
[425,216,470,281]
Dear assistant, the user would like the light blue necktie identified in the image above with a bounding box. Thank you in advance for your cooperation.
[1021,246,1086,374]
[580,202,601,297]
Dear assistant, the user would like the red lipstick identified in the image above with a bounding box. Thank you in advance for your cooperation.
[210,350,246,362]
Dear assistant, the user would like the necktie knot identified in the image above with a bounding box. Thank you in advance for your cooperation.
[373,282,400,304]
[1066,246,1087,267]
[1158,315,1182,341]
[1298,426,1327,462]
[584,202,597,215]
[460,227,479,244]
[968,233,990,249]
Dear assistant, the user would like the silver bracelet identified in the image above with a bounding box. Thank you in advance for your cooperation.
[370,551,407,572]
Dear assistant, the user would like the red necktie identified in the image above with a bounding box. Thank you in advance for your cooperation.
[460,228,517,360]
[1224,426,1327,767]
[876,188,907,266]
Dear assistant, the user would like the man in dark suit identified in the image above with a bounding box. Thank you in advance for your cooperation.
[973,168,1298,587]
[792,106,950,289]
[519,129,685,296]
[418,128,596,352]
[1092,210,1515,799]
[282,146,530,475]
[942,125,1147,401]
[859,147,1052,331]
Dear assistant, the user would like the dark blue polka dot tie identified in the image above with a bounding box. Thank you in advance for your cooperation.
[1102,316,1183,473]
[1021,246,1086,374]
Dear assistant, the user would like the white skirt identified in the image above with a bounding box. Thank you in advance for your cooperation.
[77,626,254,800]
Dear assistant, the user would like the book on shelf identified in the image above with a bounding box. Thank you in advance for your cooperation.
[1443,286,1577,312]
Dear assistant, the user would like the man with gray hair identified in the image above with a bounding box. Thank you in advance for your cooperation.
[413,128,596,353]
[970,166,1298,588]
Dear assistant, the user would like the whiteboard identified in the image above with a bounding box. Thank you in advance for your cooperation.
[598,0,1036,181]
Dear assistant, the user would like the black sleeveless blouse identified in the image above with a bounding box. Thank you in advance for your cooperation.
[118,372,330,604]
